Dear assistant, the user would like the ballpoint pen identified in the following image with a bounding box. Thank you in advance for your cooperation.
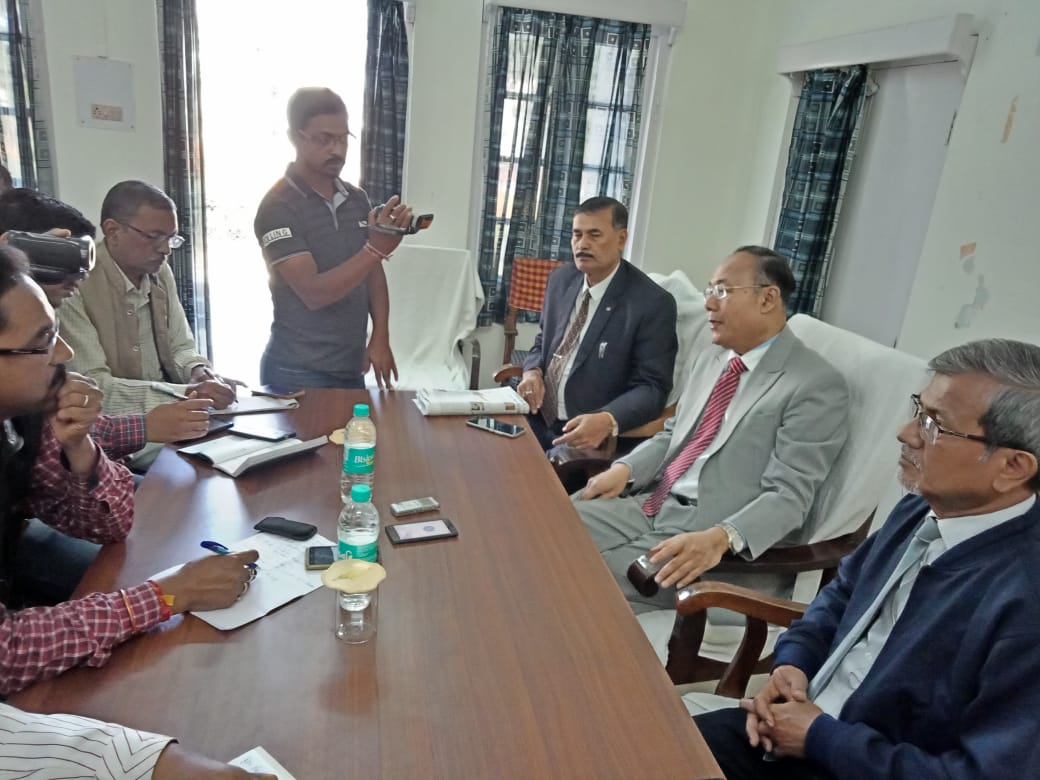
[201,540,259,569]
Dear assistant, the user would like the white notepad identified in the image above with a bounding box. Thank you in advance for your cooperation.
[230,746,297,779]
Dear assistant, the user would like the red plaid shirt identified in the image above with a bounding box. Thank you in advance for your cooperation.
[92,414,147,462]
[0,423,165,696]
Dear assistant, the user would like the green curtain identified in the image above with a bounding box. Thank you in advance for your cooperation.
[156,0,210,353]
[477,8,650,326]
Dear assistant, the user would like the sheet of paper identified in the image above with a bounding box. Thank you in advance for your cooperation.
[211,390,299,416]
[153,532,332,631]
[229,746,297,779]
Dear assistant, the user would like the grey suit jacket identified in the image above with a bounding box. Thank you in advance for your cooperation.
[619,326,850,558]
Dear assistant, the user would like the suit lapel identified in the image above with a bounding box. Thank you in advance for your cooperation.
[571,261,626,370]
[698,328,796,460]
[548,273,584,357]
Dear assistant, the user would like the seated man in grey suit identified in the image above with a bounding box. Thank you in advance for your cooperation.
[576,247,849,611]
[517,196,678,451]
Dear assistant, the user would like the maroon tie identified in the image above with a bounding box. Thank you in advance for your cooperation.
[642,356,748,517]
[542,291,592,425]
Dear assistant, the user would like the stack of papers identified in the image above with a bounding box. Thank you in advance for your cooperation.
[413,386,529,416]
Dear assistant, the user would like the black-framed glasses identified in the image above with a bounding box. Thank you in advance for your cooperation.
[0,328,59,357]
[910,394,991,446]
[703,283,770,300]
[298,130,354,149]
[118,221,185,249]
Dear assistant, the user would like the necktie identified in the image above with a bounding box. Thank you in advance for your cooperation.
[542,291,592,425]
[808,517,942,698]
[642,356,748,517]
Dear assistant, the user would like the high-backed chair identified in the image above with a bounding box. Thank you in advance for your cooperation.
[369,245,484,390]
[499,257,564,368]
[635,314,930,685]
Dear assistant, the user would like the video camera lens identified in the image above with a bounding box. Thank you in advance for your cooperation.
[6,231,96,286]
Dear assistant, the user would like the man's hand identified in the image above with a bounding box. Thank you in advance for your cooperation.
[155,551,259,614]
[145,398,214,443]
[648,527,730,589]
[580,462,632,500]
[51,372,103,475]
[186,378,236,409]
[552,412,614,450]
[154,743,276,780]
[367,195,414,257]
[517,369,545,413]
[742,664,810,751]
[364,334,398,390]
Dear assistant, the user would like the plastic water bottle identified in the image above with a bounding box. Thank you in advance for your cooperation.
[338,484,379,564]
[340,403,376,501]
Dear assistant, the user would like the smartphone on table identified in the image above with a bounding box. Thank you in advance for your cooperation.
[386,518,459,545]
[305,545,336,570]
[466,416,525,438]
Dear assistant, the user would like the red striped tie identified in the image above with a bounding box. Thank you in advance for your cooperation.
[642,356,748,517]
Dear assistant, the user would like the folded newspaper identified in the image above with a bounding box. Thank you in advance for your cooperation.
[414,386,530,416]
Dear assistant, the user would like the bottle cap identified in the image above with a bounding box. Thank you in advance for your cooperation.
[351,484,372,503]
[353,403,370,417]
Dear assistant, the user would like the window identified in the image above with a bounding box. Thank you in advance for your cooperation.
[476,8,651,326]
[0,0,37,188]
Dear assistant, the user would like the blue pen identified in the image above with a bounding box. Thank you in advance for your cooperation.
[201,540,258,570]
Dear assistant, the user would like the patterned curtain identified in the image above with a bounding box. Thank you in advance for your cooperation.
[156,0,210,353]
[360,0,409,206]
[477,8,650,326]
[774,66,870,317]
[0,0,37,188]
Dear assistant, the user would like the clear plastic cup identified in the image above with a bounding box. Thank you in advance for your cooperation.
[322,560,386,645]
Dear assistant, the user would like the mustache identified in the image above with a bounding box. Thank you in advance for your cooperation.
[575,252,594,259]
[900,445,921,468]
[41,363,68,414]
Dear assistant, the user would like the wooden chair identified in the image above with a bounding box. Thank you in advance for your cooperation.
[631,314,931,683]
[499,257,565,368]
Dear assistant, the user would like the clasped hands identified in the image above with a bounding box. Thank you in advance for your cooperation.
[740,665,823,759]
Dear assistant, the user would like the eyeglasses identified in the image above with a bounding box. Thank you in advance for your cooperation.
[910,394,991,446]
[118,221,185,249]
[703,283,770,300]
[0,328,59,357]
[298,130,353,149]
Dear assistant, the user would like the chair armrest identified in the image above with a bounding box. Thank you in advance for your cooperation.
[459,337,481,390]
[493,364,523,385]
[666,582,807,694]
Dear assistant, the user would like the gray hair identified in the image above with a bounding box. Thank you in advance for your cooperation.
[929,339,1040,490]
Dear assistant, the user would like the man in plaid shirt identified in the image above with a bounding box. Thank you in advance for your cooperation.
[0,244,258,696]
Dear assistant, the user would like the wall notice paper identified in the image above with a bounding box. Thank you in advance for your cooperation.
[153,532,332,631]
[230,746,296,779]
[414,386,529,416]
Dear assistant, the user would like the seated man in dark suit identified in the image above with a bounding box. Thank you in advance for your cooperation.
[696,338,1040,780]
[517,196,678,451]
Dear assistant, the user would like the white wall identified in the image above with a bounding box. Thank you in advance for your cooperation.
[31,0,164,224]
[738,0,1040,359]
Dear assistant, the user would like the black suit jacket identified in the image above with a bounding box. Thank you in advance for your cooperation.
[523,260,678,432]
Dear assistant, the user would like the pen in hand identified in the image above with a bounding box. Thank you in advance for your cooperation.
[201,540,259,570]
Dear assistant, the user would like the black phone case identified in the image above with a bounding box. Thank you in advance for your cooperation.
[254,516,317,541]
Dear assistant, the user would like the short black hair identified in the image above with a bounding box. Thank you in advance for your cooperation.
[0,188,96,238]
[575,196,628,230]
[733,245,796,304]
[287,87,348,133]
[100,181,176,224]
[0,243,31,332]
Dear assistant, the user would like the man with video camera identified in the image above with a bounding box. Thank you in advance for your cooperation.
[254,87,425,390]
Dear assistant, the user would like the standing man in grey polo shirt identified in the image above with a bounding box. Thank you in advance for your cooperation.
[253,87,417,389]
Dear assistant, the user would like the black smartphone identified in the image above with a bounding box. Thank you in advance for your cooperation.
[231,420,296,442]
[386,517,459,545]
[254,516,317,541]
[305,545,336,570]
[466,416,525,438]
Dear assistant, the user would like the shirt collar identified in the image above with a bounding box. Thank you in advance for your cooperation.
[112,257,151,296]
[284,163,350,200]
[582,261,621,304]
[726,330,779,374]
[932,494,1038,551]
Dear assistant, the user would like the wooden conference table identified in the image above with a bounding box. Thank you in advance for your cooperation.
[13,390,722,779]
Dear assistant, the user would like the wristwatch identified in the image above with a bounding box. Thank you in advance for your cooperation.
[717,522,746,554]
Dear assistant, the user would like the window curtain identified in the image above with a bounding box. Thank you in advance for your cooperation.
[774,66,871,317]
[477,9,650,326]
[156,0,210,353]
[360,0,409,206]
[0,0,38,188]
